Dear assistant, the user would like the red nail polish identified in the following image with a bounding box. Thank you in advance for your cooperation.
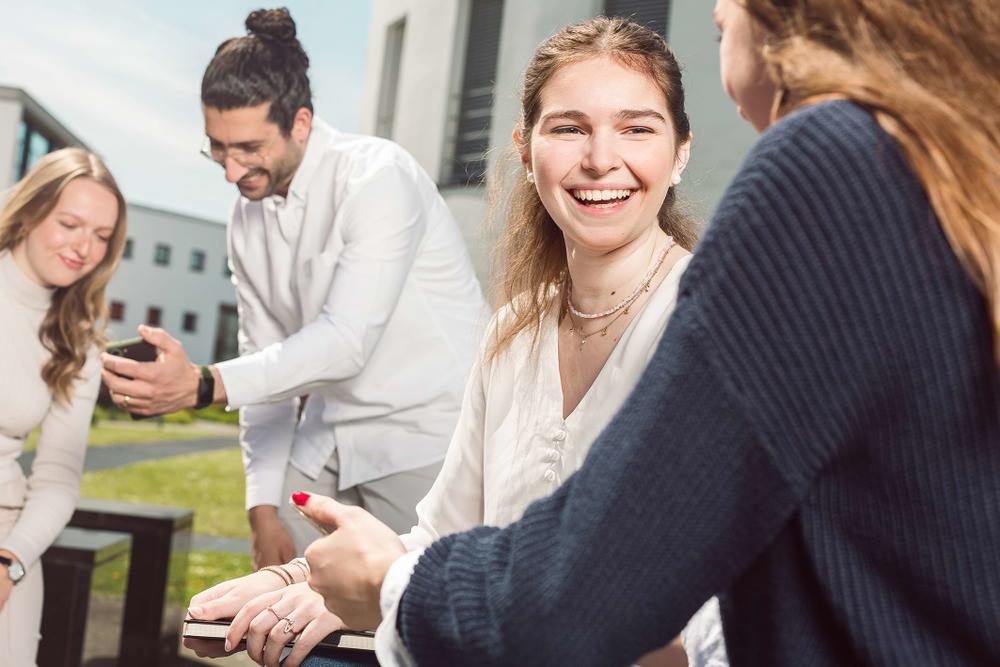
[292,491,310,506]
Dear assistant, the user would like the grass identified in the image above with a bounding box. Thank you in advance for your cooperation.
[81,447,249,538]
[185,550,253,604]
[81,446,253,605]
[75,424,252,606]
[24,418,236,452]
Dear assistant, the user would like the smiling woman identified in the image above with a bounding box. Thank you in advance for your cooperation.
[0,147,127,665]
[290,16,725,667]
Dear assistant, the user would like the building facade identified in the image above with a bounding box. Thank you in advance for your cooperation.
[0,85,236,364]
[361,0,759,283]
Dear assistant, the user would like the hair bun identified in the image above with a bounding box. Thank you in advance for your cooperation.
[246,7,297,44]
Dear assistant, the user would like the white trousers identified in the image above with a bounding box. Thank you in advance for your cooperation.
[0,507,43,667]
[277,453,442,555]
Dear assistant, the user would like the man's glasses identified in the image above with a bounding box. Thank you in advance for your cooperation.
[200,136,271,167]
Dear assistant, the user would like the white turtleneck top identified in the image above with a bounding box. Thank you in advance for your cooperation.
[0,251,101,570]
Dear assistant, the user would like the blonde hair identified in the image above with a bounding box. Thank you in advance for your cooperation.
[742,0,1000,360]
[0,148,128,402]
[489,17,697,359]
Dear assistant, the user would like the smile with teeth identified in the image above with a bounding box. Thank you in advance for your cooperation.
[571,189,635,208]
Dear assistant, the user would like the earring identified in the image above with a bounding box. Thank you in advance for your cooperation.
[671,174,682,186]
[526,171,535,184]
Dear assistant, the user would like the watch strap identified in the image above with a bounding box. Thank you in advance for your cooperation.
[195,365,215,410]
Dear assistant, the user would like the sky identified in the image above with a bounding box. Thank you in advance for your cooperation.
[0,0,372,222]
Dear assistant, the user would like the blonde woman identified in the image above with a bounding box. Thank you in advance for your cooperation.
[186,18,722,667]
[0,148,127,665]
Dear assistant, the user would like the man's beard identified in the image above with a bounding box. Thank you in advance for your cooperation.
[237,150,299,200]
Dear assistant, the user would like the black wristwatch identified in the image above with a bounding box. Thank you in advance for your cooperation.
[0,555,25,585]
[195,365,215,410]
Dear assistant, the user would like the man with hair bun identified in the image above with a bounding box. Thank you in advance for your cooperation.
[101,7,486,569]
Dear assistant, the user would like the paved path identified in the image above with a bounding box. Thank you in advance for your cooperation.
[19,437,238,474]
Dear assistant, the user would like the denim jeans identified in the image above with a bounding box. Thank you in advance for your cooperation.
[298,649,381,667]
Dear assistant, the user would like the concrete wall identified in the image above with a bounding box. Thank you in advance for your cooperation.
[105,204,234,364]
[666,0,758,224]
[0,96,23,187]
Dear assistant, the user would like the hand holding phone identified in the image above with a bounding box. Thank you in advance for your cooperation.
[106,336,159,363]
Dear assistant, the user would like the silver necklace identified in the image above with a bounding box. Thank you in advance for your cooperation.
[567,236,674,320]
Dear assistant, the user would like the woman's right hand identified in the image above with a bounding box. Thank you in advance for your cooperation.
[187,567,290,621]
[232,582,346,667]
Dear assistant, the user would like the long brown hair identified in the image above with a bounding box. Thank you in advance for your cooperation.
[0,148,128,402]
[489,17,698,359]
[741,0,1000,360]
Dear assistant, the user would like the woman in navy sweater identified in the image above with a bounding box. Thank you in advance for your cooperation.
[298,0,1000,664]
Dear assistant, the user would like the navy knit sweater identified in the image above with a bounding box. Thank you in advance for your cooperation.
[397,101,1000,666]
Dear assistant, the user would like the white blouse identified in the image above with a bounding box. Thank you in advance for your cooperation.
[376,254,727,665]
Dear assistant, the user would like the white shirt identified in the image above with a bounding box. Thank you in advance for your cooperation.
[0,251,101,569]
[374,254,728,666]
[215,119,487,509]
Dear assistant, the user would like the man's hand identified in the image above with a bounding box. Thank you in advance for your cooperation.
[249,506,297,570]
[101,325,200,416]
[299,493,405,631]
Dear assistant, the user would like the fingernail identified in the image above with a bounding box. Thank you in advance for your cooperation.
[224,638,232,652]
[292,491,310,506]
[188,605,202,617]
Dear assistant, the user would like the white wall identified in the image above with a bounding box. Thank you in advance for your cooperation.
[361,0,464,180]
[105,204,234,364]
[666,0,758,223]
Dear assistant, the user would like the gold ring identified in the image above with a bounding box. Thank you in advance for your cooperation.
[123,395,131,409]
[266,605,281,623]
[282,616,295,634]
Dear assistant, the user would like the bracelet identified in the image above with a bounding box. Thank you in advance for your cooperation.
[288,558,310,581]
[276,564,295,584]
[260,566,292,586]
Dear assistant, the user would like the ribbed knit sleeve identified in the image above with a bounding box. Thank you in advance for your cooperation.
[397,101,998,665]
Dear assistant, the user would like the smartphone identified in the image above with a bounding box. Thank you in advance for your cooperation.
[289,500,333,536]
[106,337,159,363]
[105,337,158,420]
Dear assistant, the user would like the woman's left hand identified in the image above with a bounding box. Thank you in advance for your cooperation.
[0,571,11,613]
[0,549,18,613]
[298,493,406,630]
[230,581,347,667]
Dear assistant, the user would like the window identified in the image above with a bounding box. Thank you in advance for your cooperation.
[190,249,206,273]
[154,243,171,266]
[146,306,162,327]
[182,312,198,333]
[443,0,504,186]
[375,18,407,139]
[213,304,240,362]
[223,256,233,279]
[123,238,133,260]
[109,301,125,322]
[603,0,671,38]
[12,116,65,182]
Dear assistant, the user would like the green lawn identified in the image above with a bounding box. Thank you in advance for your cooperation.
[81,446,252,604]
[81,447,249,538]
